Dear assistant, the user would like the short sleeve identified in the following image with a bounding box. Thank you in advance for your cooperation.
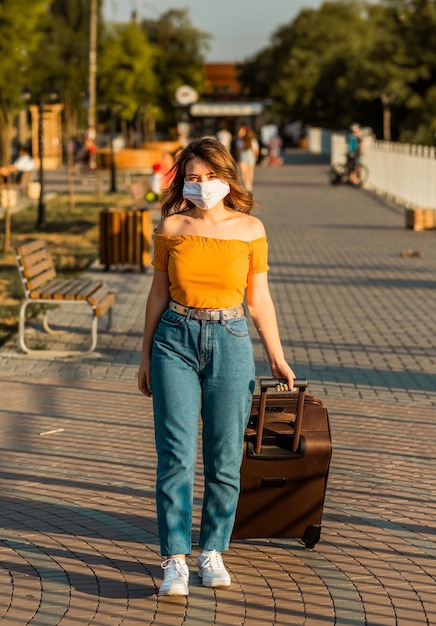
[152,234,169,271]
[248,237,269,275]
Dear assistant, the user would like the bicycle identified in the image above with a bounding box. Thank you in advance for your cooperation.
[329,154,369,187]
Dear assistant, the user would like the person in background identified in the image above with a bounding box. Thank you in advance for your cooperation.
[235,125,259,192]
[0,145,35,183]
[137,137,295,597]
[267,133,283,166]
[216,124,232,152]
[145,153,178,205]
[160,151,177,190]
[149,163,163,200]
[84,133,98,170]
[74,131,97,173]
[347,123,363,185]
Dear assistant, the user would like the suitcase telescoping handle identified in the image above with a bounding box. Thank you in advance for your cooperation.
[255,378,308,455]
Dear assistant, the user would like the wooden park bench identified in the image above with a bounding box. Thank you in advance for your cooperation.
[15,239,116,356]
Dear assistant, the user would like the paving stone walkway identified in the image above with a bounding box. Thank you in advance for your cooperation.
[1,158,435,625]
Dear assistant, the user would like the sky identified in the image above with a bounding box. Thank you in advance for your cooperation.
[103,0,324,62]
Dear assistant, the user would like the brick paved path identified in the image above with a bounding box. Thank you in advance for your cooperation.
[1,160,435,625]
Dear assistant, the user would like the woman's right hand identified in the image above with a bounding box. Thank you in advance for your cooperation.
[138,357,152,397]
[137,267,170,399]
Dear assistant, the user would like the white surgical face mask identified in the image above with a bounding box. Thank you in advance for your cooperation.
[183,179,230,210]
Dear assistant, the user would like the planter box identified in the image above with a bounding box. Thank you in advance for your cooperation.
[143,141,180,153]
[98,142,181,171]
[98,148,160,170]
[405,208,436,231]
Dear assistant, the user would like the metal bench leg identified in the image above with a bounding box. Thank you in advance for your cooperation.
[17,299,101,357]
[90,315,98,352]
[18,300,31,354]
[105,306,113,331]
[42,305,64,334]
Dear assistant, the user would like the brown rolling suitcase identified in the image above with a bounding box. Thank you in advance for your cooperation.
[232,378,332,548]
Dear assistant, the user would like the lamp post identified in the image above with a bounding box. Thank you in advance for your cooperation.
[109,107,118,193]
[99,102,123,194]
[22,86,59,229]
[36,101,46,228]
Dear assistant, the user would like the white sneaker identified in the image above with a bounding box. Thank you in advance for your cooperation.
[159,558,189,596]
[197,550,231,587]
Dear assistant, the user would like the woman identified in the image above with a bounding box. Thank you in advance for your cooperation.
[138,137,295,597]
[235,124,259,191]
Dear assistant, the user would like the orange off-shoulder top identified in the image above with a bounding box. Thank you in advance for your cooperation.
[152,233,269,309]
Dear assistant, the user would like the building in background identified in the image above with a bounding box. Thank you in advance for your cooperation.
[203,64,243,98]
[176,63,266,143]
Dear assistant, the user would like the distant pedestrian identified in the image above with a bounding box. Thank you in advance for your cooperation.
[0,145,35,184]
[74,132,97,173]
[235,125,259,192]
[216,125,232,152]
[149,163,163,198]
[267,134,283,166]
[85,126,98,170]
[347,123,363,186]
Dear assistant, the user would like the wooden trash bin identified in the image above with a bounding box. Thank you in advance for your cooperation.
[99,209,152,270]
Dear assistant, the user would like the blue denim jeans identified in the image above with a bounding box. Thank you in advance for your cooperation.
[151,307,255,556]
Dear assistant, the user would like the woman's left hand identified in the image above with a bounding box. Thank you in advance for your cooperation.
[270,362,296,391]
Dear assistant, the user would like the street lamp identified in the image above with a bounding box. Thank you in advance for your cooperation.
[109,107,118,193]
[22,86,60,229]
[99,102,124,193]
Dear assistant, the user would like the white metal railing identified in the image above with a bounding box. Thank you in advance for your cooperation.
[327,130,436,210]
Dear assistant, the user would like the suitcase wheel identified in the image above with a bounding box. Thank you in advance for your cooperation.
[302,525,321,548]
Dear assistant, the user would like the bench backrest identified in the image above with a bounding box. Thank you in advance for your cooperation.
[15,239,57,297]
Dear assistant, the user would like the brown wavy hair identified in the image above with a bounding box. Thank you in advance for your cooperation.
[161,137,254,217]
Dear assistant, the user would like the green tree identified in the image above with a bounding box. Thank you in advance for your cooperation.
[238,0,436,143]
[351,0,436,142]
[28,0,103,137]
[385,0,436,143]
[98,20,157,141]
[141,9,210,131]
[354,2,417,140]
[238,1,370,129]
[0,0,50,165]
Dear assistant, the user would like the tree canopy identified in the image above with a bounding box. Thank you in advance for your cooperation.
[0,0,51,162]
[1,0,436,156]
[98,21,157,120]
[28,0,95,104]
[140,9,210,128]
[0,2,209,163]
[238,0,436,143]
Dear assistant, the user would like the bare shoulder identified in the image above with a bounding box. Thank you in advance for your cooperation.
[235,213,266,240]
[156,213,189,236]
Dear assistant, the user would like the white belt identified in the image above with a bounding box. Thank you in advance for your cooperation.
[169,300,245,321]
